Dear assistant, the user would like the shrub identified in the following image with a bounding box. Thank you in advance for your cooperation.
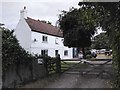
[2,27,35,72]
[86,54,92,59]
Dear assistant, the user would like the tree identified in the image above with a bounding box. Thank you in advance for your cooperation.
[91,32,111,50]
[2,27,34,72]
[96,2,120,87]
[78,2,120,87]
[59,1,120,87]
[59,6,100,58]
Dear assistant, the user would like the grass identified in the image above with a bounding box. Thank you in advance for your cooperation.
[46,61,89,73]
[61,61,88,72]
[106,55,112,59]
[89,54,112,61]
[48,54,113,74]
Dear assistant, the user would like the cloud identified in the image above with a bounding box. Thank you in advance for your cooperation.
[1,0,80,29]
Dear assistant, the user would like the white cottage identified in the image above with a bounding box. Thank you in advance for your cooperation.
[15,7,75,59]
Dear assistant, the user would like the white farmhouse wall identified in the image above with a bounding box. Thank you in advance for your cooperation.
[31,31,73,59]
[15,7,73,59]
[15,18,31,52]
[62,47,73,59]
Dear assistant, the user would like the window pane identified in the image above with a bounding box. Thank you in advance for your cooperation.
[55,50,58,56]
[42,36,48,42]
[41,50,44,56]
[64,50,68,56]
[55,38,58,44]
[42,36,44,41]
[45,50,48,55]
[41,50,48,56]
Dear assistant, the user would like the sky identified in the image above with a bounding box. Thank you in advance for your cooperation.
[1,0,119,34]
[1,0,81,29]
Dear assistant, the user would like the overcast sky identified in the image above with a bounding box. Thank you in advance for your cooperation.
[1,0,119,30]
[1,0,82,29]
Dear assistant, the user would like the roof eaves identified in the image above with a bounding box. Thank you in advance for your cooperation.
[32,30,63,38]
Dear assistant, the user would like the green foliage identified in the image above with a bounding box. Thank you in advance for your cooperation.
[86,54,92,59]
[78,2,120,88]
[85,49,92,59]
[60,2,120,87]
[43,55,57,64]
[43,55,59,75]
[2,27,35,71]
[97,2,120,88]
[59,6,100,47]
[91,32,111,50]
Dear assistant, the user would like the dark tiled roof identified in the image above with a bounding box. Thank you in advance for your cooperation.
[25,17,63,37]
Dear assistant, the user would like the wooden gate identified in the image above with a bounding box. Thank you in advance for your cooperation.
[44,55,61,75]
[61,59,83,73]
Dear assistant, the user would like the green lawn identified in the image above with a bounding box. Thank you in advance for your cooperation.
[89,54,112,61]
[61,61,88,72]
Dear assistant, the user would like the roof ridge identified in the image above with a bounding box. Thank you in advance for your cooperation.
[25,17,63,37]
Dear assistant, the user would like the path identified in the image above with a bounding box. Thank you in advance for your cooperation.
[45,74,111,88]
[20,56,113,88]
[21,69,112,88]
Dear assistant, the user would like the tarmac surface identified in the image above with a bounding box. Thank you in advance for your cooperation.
[21,55,113,88]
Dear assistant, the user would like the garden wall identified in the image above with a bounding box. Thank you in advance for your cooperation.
[2,59,46,88]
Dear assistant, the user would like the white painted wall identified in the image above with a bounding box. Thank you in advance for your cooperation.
[15,7,31,52]
[31,31,73,59]
[15,7,73,59]
[15,18,31,52]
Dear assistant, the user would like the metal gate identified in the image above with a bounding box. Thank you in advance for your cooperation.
[61,59,113,79]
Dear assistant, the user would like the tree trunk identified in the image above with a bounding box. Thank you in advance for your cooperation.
[82,48,86,59]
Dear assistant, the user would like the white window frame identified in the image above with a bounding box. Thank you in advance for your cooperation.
[55,38,59,44]
[42,36,48,43]
[64,50,68,56]
[41,50,48,56]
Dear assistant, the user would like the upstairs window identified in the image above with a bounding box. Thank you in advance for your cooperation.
[42,36,48,42]
[55,38,59,44]
[61,39,64,42]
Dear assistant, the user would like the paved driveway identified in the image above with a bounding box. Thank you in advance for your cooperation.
[21,60,113,88]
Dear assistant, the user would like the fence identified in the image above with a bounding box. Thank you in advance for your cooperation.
[2,58,46,88]
[2,55,61,88]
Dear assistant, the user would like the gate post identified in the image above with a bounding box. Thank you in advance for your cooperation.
[56,54,61,74]
[43,57,49,76]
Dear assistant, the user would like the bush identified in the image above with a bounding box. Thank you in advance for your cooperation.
[85,50,91,55]
[86,54,92,59]
[2,27,35,72]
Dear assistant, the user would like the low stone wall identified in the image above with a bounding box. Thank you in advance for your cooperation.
[2,59,46,88]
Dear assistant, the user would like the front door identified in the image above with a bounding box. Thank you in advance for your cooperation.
[55,50,58,56]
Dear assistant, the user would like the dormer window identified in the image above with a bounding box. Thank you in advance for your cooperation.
[42,36,48,43]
